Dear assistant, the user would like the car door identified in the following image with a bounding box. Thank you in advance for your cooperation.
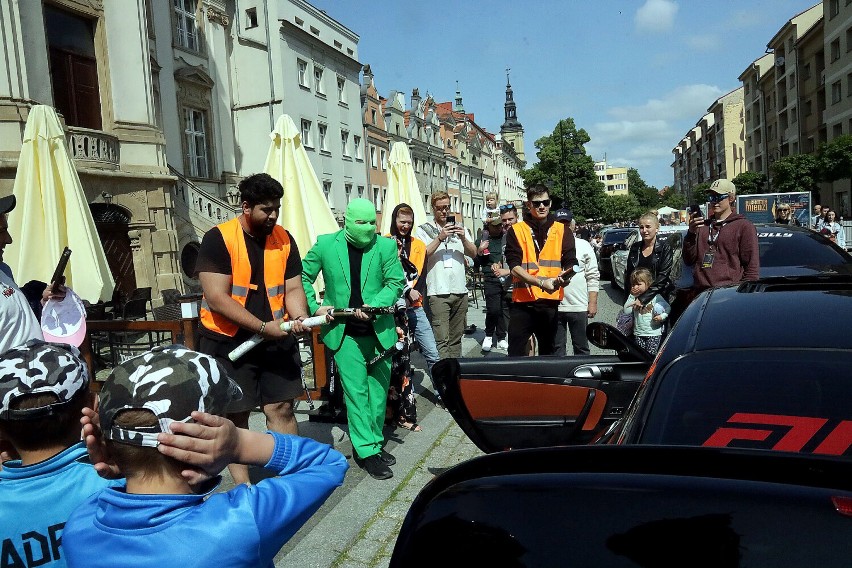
[434,355,648,453]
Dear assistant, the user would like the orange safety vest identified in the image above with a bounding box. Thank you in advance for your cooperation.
[511,220,565,302]
[200,217,290,336]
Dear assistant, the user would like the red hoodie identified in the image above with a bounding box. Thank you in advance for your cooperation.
[682,213,760,290]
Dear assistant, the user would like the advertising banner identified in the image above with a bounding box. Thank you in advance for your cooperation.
[737,192,811,227]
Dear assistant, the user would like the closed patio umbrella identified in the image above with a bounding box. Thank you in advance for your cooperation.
[6,105,114,302]
[263,114,338,291]
[380,141,430,235]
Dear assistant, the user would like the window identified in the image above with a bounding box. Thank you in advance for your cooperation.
[314,66,324,95]
[301,119,312,147]
[380,149,387,170]
[345,184,352,203]
[245,7,258,29]
[830,0,839,18]
[341,130,350,157]
[173,0,199,51]
[791,106,797,123]
[354,136,362,160]
[834,123,843,137]
[318,124,328,152]
[833,80,842,104]
[357,186,364,199]
[370,146,377,168]
[323,181,332,208]
[334,40,342,49]
[370,109,377,124]
[832,39,841,62]
[45,6,102,130]
[298,59,308,87]
[183,108,209,178]
[848,73,852,97]
[337,77,346,104]
[847,28,852,52]
[803,63,811,79]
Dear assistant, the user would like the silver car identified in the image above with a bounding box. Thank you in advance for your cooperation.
[610,225,688,291]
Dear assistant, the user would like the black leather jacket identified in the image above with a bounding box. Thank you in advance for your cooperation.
[624,236,674,304]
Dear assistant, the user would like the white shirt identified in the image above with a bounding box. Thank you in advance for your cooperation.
[415,220,474,296]
[0,267,43,354]
[558,238,600,313]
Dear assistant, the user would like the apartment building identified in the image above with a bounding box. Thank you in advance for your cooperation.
[823,0,852,213]
[594,159,629,196]
[361,65,389,224]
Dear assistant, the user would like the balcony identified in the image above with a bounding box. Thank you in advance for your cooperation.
[67,127,120,170]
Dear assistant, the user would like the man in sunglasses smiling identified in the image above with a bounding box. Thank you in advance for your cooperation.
[683,178,759,297]
[504,185,577,356]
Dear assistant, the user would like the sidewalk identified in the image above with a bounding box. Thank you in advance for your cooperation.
[270,297,490,567]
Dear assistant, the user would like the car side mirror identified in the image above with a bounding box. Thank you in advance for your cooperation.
[587,322,654,363]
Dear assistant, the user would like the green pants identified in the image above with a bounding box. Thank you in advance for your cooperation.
[333,333,391,459]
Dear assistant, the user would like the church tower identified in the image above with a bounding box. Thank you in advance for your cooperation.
[500,69,525,163]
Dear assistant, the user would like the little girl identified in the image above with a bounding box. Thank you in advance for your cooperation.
[622,268,670,355]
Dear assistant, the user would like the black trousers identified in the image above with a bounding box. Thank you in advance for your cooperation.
[508,301,559,356]
[554,311,590,356]
[483,278,509,340]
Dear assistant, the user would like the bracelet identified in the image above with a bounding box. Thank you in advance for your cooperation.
[259,321,267,334]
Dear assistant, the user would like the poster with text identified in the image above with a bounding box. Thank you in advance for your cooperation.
[737,192,812,227]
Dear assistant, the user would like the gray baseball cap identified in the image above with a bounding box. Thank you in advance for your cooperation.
[99,345,242,447]
[0,339,89,420]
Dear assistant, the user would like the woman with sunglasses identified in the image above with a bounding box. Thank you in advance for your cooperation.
[774,204,802,226]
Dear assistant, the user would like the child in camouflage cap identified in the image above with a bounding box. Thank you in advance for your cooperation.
[0,339,119,568]
[62,344,347,568]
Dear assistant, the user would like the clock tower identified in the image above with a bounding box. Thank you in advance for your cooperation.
[500,68,525,163]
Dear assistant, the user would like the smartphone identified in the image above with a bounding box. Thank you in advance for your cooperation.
[51,247,72,291]
[446,215,456,225]
[688,204,704,223]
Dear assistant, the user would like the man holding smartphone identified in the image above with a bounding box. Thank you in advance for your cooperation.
[416,192,476,361]
[683,179,759,297]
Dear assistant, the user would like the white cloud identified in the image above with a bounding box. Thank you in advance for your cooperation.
[592,120,674,144]
[607,84,725,122]
[687,34,719,52]
[635,0,678,33]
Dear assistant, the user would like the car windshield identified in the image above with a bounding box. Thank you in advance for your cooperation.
[757,228,851,267]
[639,351,852,457]
[602,229,632,245]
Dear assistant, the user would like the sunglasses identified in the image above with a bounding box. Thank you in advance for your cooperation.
[499,204,516,211]
[708,193,729,203]
[531,199,551,208]
[434,205,450,212]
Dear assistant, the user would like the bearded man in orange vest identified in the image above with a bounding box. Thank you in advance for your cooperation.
[196,173,310,485]
[504,185,577,356]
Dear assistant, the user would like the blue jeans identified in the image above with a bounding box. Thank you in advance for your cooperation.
[407,306,439,377]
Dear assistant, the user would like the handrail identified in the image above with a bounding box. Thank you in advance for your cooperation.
[168,164,240,225]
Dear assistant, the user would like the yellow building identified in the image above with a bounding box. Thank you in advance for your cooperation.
[595,160,628,195]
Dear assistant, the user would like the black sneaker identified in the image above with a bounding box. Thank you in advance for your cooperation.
[379,449,396,466]
[356,454,393,480]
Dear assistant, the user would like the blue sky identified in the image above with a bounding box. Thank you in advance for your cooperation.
[310,0,818,190]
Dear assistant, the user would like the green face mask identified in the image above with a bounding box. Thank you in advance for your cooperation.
[344,199,377,249]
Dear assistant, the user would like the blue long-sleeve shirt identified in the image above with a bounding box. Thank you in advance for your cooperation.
[63,433,348,568]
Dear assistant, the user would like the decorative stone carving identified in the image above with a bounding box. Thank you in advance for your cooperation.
[206,6,229,26]
[129,229,143,252]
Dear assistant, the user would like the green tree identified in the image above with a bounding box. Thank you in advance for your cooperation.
[659,187,686,209]
[627,168,660,209]
[731,171,768,196]
[820,134,852,201]
[691,182,711,206]
[521,118,607,219]
[771,154,821,194]
[599,194,642,223]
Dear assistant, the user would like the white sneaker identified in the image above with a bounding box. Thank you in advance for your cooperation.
[497,339,509,350]
[482,336,493,352]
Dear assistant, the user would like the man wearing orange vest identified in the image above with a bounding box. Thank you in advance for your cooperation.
[504,185,577,356]
[196,173,310,485]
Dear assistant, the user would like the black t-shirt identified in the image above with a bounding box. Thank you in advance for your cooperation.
[344,243,373,337]
[195,226,302,345]
[637,251,654,272]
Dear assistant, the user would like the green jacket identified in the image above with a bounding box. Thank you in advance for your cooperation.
[301,230,406,351]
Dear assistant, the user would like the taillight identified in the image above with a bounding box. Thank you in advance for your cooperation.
[832,496,852,517]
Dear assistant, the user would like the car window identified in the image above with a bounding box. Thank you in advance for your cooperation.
[603,230,632,245]
[757,229,851,267]
[640,351,852,456]
[623,232,638,248]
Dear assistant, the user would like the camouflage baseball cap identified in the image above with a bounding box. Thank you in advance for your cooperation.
[0,339,89,420]
[99,345,242,447]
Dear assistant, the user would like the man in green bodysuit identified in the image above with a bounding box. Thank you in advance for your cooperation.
[301,199,405,479]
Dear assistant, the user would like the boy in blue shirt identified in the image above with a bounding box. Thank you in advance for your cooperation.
[0,340,118,568]
[62,345,347,568]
